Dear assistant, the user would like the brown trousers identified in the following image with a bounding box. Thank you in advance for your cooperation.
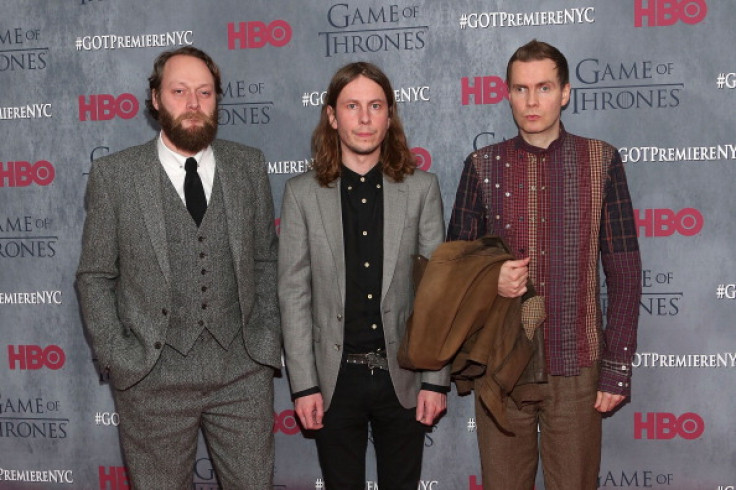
[475,364,602,490]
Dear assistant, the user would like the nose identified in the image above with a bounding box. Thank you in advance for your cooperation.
[358,106,371,124]
[527,91,539,107]
[186,91,200,110]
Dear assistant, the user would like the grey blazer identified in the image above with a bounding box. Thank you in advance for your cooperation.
[278,169,450,411]
[76,139,280,390]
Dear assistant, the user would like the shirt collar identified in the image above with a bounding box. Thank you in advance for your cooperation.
[157,131,210,168]
[515,123,568,154]
[340,162,383,187]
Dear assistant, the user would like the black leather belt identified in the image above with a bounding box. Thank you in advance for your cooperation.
[346,349,389,371]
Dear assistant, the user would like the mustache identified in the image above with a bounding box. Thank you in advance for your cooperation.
[175,111,211,124]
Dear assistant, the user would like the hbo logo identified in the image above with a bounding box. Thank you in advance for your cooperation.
[228,20,292,49]
[78,93,139,121]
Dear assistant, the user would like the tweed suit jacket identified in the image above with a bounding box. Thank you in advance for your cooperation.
[77,138,280,390]
[278,168,451,411]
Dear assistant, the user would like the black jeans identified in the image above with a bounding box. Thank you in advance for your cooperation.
[315,362,425,490]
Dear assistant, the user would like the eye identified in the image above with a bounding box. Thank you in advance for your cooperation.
[347,103,357,109]
[371,103,382,110]
[540,85,551,92]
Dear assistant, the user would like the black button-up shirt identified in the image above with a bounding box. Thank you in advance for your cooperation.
[340,163,385,354]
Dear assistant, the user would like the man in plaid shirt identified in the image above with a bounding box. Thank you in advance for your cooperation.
[447,40,642,489]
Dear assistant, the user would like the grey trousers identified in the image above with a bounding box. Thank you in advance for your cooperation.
[113,331,274,490]
[475,364,602,490]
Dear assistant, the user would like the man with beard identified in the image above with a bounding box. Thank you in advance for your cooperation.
[77,46,280,489]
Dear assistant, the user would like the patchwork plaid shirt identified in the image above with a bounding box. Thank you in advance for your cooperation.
[447,126,641,396]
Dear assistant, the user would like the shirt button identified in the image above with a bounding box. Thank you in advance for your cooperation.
[347,186,353,191]
[367,294,373,299]
[376,184,381,189]
[495,215,501,220]
[505,192,511,197]
[360,177,365,182]
[371,324,378,330]
[504,224,511,229]
[617,382,624,387]
[484,178,489,184]
[361,198,367,204]
[364,262,370,268]
[362,231,368,236]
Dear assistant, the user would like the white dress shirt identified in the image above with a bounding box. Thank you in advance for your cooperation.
[156,132,216,204]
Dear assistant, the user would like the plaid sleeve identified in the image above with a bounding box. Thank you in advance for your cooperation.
[599,150,642,396]
[447,154,487,242]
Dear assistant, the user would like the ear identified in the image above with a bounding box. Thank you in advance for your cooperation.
[152,90,160,110]
[561,83,571,107]
[327,105,337,130]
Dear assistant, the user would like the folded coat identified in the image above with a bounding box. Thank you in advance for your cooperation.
[399,235,545,432]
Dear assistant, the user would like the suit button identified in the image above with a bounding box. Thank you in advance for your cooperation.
[333,344,341,351]
[201,303,208,310]
[198,320,205,326]
[154,342,162,349]
[336,314,342,321]
[161,308,168,316]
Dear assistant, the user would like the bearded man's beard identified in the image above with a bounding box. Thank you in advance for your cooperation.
[158,104,218,154]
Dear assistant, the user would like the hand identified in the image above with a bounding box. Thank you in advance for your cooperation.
[498,258,530,298]
[294,393,324,430]
[415,390,446,426]
[594,391,626,413]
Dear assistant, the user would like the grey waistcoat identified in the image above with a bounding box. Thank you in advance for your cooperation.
[161,169,243,355]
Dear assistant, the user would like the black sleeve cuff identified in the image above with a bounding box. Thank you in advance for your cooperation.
[291,386,321,401]
[421,382,451,393]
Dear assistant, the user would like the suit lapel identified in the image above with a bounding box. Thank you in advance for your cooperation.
[316,181,346,305]
[136,141,170,283]
[215,152,245,273]
[382,177,407,302]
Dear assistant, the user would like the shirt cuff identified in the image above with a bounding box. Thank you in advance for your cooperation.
[291,386,321,400]
[598,360,632,397]
[421,382,451,393]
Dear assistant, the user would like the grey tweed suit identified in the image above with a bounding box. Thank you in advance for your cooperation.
[77,138,280,489]
[278,169,450,411]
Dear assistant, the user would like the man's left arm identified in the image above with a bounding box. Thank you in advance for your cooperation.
[598,150,642,410]
[415,173,450,423]
[246,149,281,355]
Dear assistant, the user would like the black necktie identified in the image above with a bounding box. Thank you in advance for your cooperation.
[184,157,207,226]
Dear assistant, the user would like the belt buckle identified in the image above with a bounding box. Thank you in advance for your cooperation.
[366,352,381,372]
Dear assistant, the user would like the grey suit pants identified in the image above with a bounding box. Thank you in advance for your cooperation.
[113,330,274,490]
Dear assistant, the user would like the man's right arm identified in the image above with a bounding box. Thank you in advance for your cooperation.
[446,155,528,297]
[446,155,486,242]
[76,162,122,374]
[278,179,322,412]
